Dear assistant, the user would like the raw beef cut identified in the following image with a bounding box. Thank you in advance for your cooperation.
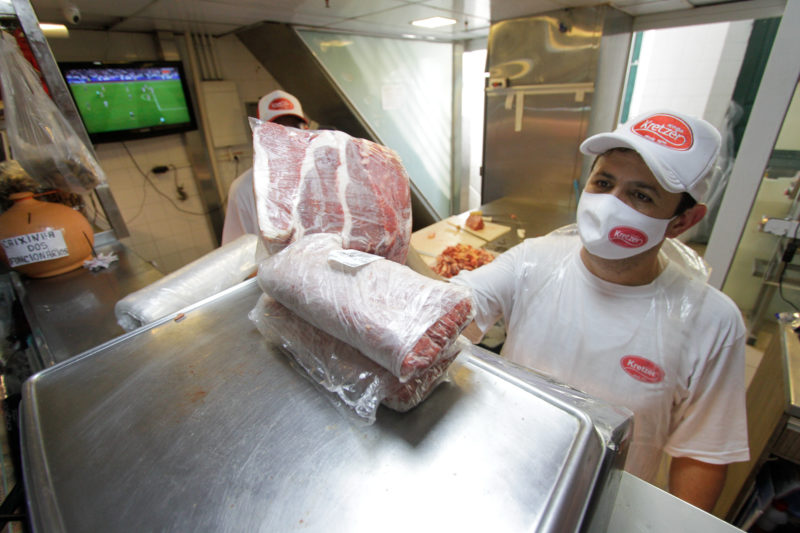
[257,233,474,382]
[249,294,464,421]
[252,120,412,263]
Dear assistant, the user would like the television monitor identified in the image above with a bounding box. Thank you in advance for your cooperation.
[59,60,198,144]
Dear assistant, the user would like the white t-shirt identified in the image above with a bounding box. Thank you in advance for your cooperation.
[452,226,750,482]
[221,168,258,245]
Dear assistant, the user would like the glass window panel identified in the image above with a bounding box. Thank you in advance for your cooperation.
[619,21,754,245]
[722,79,800,342]
[298,30,453,218]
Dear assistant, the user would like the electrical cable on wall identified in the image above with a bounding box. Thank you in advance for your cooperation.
[121,142,220,216]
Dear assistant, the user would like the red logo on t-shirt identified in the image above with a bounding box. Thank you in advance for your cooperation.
[608,226,647,248]
[631,113,693,151]
[621,355,664,383]
[268,97,295,111]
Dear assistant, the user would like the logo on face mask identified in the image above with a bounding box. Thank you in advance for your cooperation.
[608,226,648,248]
[631,113,693,151]
[620,355,664,383]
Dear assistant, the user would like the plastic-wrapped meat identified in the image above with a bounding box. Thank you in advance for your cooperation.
[252,120,412,263]
[257,233,474,382]
[249,294,464,422]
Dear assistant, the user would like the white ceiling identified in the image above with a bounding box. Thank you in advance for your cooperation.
[26,0,740,40]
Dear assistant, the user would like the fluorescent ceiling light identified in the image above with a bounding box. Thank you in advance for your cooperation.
[411,16,457,29]
[39,23,69,38]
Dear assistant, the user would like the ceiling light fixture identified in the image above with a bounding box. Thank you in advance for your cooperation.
[411,16,457,29]
[39,23,69,38]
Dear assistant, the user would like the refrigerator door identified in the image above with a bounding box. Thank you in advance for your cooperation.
[482,8,605,208]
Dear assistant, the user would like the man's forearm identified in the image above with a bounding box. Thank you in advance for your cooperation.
[669,456,727,512]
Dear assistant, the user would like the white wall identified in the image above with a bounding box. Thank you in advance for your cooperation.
[48,30,283,273]
[210,34,282,199]
[629,20,751,131]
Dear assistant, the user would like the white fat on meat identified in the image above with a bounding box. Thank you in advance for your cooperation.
[251,121,412,263]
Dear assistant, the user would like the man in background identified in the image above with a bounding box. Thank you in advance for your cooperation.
[221,90,308,245]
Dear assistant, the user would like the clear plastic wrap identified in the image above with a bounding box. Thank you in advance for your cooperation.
[257,233,475,382]
[0,33,106,194]
[250,119,412,263]
[115,234,258,331]
[454,224,749,481]
[249,294,466,423]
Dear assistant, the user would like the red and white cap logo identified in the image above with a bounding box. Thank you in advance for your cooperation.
[620,355,664,383]
[608,226,647,248]
[268,97,295,111]
[631,113,694,151]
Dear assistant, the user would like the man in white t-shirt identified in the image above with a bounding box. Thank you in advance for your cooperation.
[453,110,749,512]
[221,90,309,245]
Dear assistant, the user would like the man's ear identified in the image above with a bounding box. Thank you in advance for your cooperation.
[666,203,707,238]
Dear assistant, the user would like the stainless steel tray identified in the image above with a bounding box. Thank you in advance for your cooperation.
[20,279,630,532]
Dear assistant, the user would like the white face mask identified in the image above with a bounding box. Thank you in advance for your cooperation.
[577,192,674,260]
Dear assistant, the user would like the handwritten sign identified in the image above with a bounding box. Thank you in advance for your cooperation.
[1,230,70,266]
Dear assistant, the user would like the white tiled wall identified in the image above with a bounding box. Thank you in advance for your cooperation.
[209,34,282,203]
[49,30,285,273]
[95,136,217,273]
[629,21,752,131]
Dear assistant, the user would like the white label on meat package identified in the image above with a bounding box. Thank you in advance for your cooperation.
[1,230,70,267]
[328,249,382,271]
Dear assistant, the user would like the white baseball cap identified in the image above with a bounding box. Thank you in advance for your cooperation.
[258,90,308,124]
[580,110,721,202]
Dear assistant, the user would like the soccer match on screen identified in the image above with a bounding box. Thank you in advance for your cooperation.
[64,66,192,134]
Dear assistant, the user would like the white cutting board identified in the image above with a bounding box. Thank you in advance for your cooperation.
[447,212,512,242]
[410,219,486,264]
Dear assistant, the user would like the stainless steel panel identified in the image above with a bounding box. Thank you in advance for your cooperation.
[483,7,604,206]
[10,240,163,370]
[21,279,630,533]
[782,324,800,419]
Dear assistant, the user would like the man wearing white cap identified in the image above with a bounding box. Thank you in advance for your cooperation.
[453,110,749,512]
[221,90,309,244]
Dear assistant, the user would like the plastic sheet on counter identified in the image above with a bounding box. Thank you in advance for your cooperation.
[257,233,475,382]
[250,119,412,263]
[114,234,258,331]
[249,294,466,424]
[0,32,106,194]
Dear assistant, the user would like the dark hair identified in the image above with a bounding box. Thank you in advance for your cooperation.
[591,148,698,216]
[674,192,697,216]
[272,115,307,128]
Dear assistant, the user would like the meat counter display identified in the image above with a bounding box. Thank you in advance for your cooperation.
[20,278,631,532]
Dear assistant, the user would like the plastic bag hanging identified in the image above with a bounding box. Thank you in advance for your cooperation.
[0,31,106,194]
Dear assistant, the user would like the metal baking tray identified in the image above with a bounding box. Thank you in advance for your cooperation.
[20,278,631,532]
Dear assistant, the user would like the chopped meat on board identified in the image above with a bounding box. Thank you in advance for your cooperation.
[257,233,474,382]
[465,212,484,231]
[252,121,412,263]
[433,243,495,278]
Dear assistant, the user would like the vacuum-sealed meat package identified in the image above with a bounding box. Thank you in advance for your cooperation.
[257,233,474,382]
[251,120,412,263]
[249,294,466,423]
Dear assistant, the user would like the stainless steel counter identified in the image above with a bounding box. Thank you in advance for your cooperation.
[610,473,743,532]
[20,278,631,533]
[16,277,749,532]
[8,232,163,370]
